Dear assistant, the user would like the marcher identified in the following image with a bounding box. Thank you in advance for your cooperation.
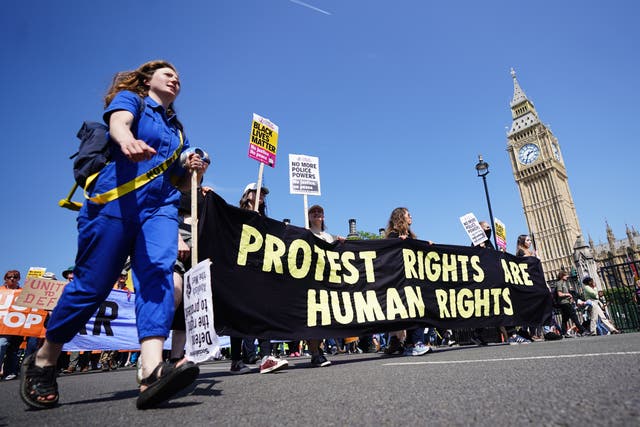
[236,183,289,374]
[1,270,23,380]
[384,207,431,356]
[469,221,493,346]
[60,267,90,374]
[20,60,207,410]
[516,234,537,257]
[307,204,344,367]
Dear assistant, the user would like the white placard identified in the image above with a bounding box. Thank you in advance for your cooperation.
[460,212,488,246]
[184,259,220,363]
[289,154,321,195]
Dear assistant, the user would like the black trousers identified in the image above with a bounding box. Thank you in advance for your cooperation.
[558,304,585,334]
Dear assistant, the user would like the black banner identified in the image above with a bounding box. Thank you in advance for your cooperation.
[199,192,552,339]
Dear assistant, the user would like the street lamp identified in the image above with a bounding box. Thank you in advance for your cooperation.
[475,155,498,249]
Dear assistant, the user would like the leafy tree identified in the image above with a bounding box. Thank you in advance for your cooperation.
[356,230,383,240]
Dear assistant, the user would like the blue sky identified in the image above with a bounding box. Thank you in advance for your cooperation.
[2,1,639,279]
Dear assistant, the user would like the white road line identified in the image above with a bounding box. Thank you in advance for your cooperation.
[383,351,640,366]
[197,365,232,371]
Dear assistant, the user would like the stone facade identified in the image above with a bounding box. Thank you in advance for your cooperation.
[590,223,640,267]
[506,69,583,281]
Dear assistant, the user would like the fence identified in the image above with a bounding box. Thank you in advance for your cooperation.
[598,260,640,332]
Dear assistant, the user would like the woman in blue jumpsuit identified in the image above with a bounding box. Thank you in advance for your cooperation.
[21,60,207,410]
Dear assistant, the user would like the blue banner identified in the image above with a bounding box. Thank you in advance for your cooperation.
[63,289,230,351]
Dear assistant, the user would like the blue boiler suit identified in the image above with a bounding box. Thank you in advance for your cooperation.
[46,91,189,344]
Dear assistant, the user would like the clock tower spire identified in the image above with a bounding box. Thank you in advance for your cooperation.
[506,69,583,281]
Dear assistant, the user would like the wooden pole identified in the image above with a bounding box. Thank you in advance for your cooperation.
[254,163,265,212]
[191,170,198,267]
[304,194,309,229]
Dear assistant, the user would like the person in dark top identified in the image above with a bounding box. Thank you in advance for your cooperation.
[384,207,432,357]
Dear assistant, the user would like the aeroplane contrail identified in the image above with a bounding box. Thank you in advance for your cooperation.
[289,0,332,15]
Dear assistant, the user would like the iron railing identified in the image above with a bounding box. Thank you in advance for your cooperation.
[598,260,640,332]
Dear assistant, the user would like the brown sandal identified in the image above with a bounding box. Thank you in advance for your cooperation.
[20,353,59,410]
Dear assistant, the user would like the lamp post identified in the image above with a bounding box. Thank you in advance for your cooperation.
[475,155,498,249]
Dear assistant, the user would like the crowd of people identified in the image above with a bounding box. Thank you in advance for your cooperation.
[3,59,629,412]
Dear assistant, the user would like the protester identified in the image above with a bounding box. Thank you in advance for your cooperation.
[61,267,74,282]
[1,270,23,380]
[516,234,537,257]
[113,271,129,291]
[236,183,289,374]
[469,221,493,346]
[20,60,206,410]
[307,204,344,367]
[60,267,90,374]
[384,207,432,356]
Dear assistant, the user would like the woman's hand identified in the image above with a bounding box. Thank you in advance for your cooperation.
[185,152,209,174]
[119,139,157,162]
[109,110,157,162]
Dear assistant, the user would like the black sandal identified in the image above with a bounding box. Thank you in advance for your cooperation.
[136,359,199,410]
[20,353,59,410]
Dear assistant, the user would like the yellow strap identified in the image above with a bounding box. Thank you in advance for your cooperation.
[85,131,184,205]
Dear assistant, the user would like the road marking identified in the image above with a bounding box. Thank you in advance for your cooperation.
[198,365,232,371]
[383,351,640,366]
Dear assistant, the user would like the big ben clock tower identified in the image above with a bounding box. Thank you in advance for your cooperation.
[506,69,583,281]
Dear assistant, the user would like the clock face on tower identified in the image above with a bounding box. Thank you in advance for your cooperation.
[518,143,540,165]
[552,143,561,161]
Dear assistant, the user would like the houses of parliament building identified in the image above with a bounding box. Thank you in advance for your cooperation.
[505,70,638,285]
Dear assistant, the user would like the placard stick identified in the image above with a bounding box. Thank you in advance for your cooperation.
[191,170,198,267]
[303,194,309,229]
[254,163,265,212]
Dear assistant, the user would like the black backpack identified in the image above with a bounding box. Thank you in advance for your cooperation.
[70,121,111,189]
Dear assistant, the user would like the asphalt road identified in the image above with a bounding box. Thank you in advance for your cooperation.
[1,333,639,426]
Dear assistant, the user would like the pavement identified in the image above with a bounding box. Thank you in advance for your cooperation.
[1,333,639,426]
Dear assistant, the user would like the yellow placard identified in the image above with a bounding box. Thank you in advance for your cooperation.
[248,113,279,167]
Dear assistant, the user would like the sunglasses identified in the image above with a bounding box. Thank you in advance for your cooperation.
[6,275,19,279]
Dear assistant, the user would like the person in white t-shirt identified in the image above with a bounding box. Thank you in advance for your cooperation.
[307,205,344,367]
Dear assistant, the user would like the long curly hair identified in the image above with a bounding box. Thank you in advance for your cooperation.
[385,207,416,239]
[104,60,179,116]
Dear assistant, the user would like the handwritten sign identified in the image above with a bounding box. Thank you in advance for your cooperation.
[289,154,321,195]
[460,212,488,247]
[248,113,279,167]
[184,259,220,363]
[15,278,66,310]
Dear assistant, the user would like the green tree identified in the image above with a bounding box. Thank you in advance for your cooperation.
[349,230,383,240]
